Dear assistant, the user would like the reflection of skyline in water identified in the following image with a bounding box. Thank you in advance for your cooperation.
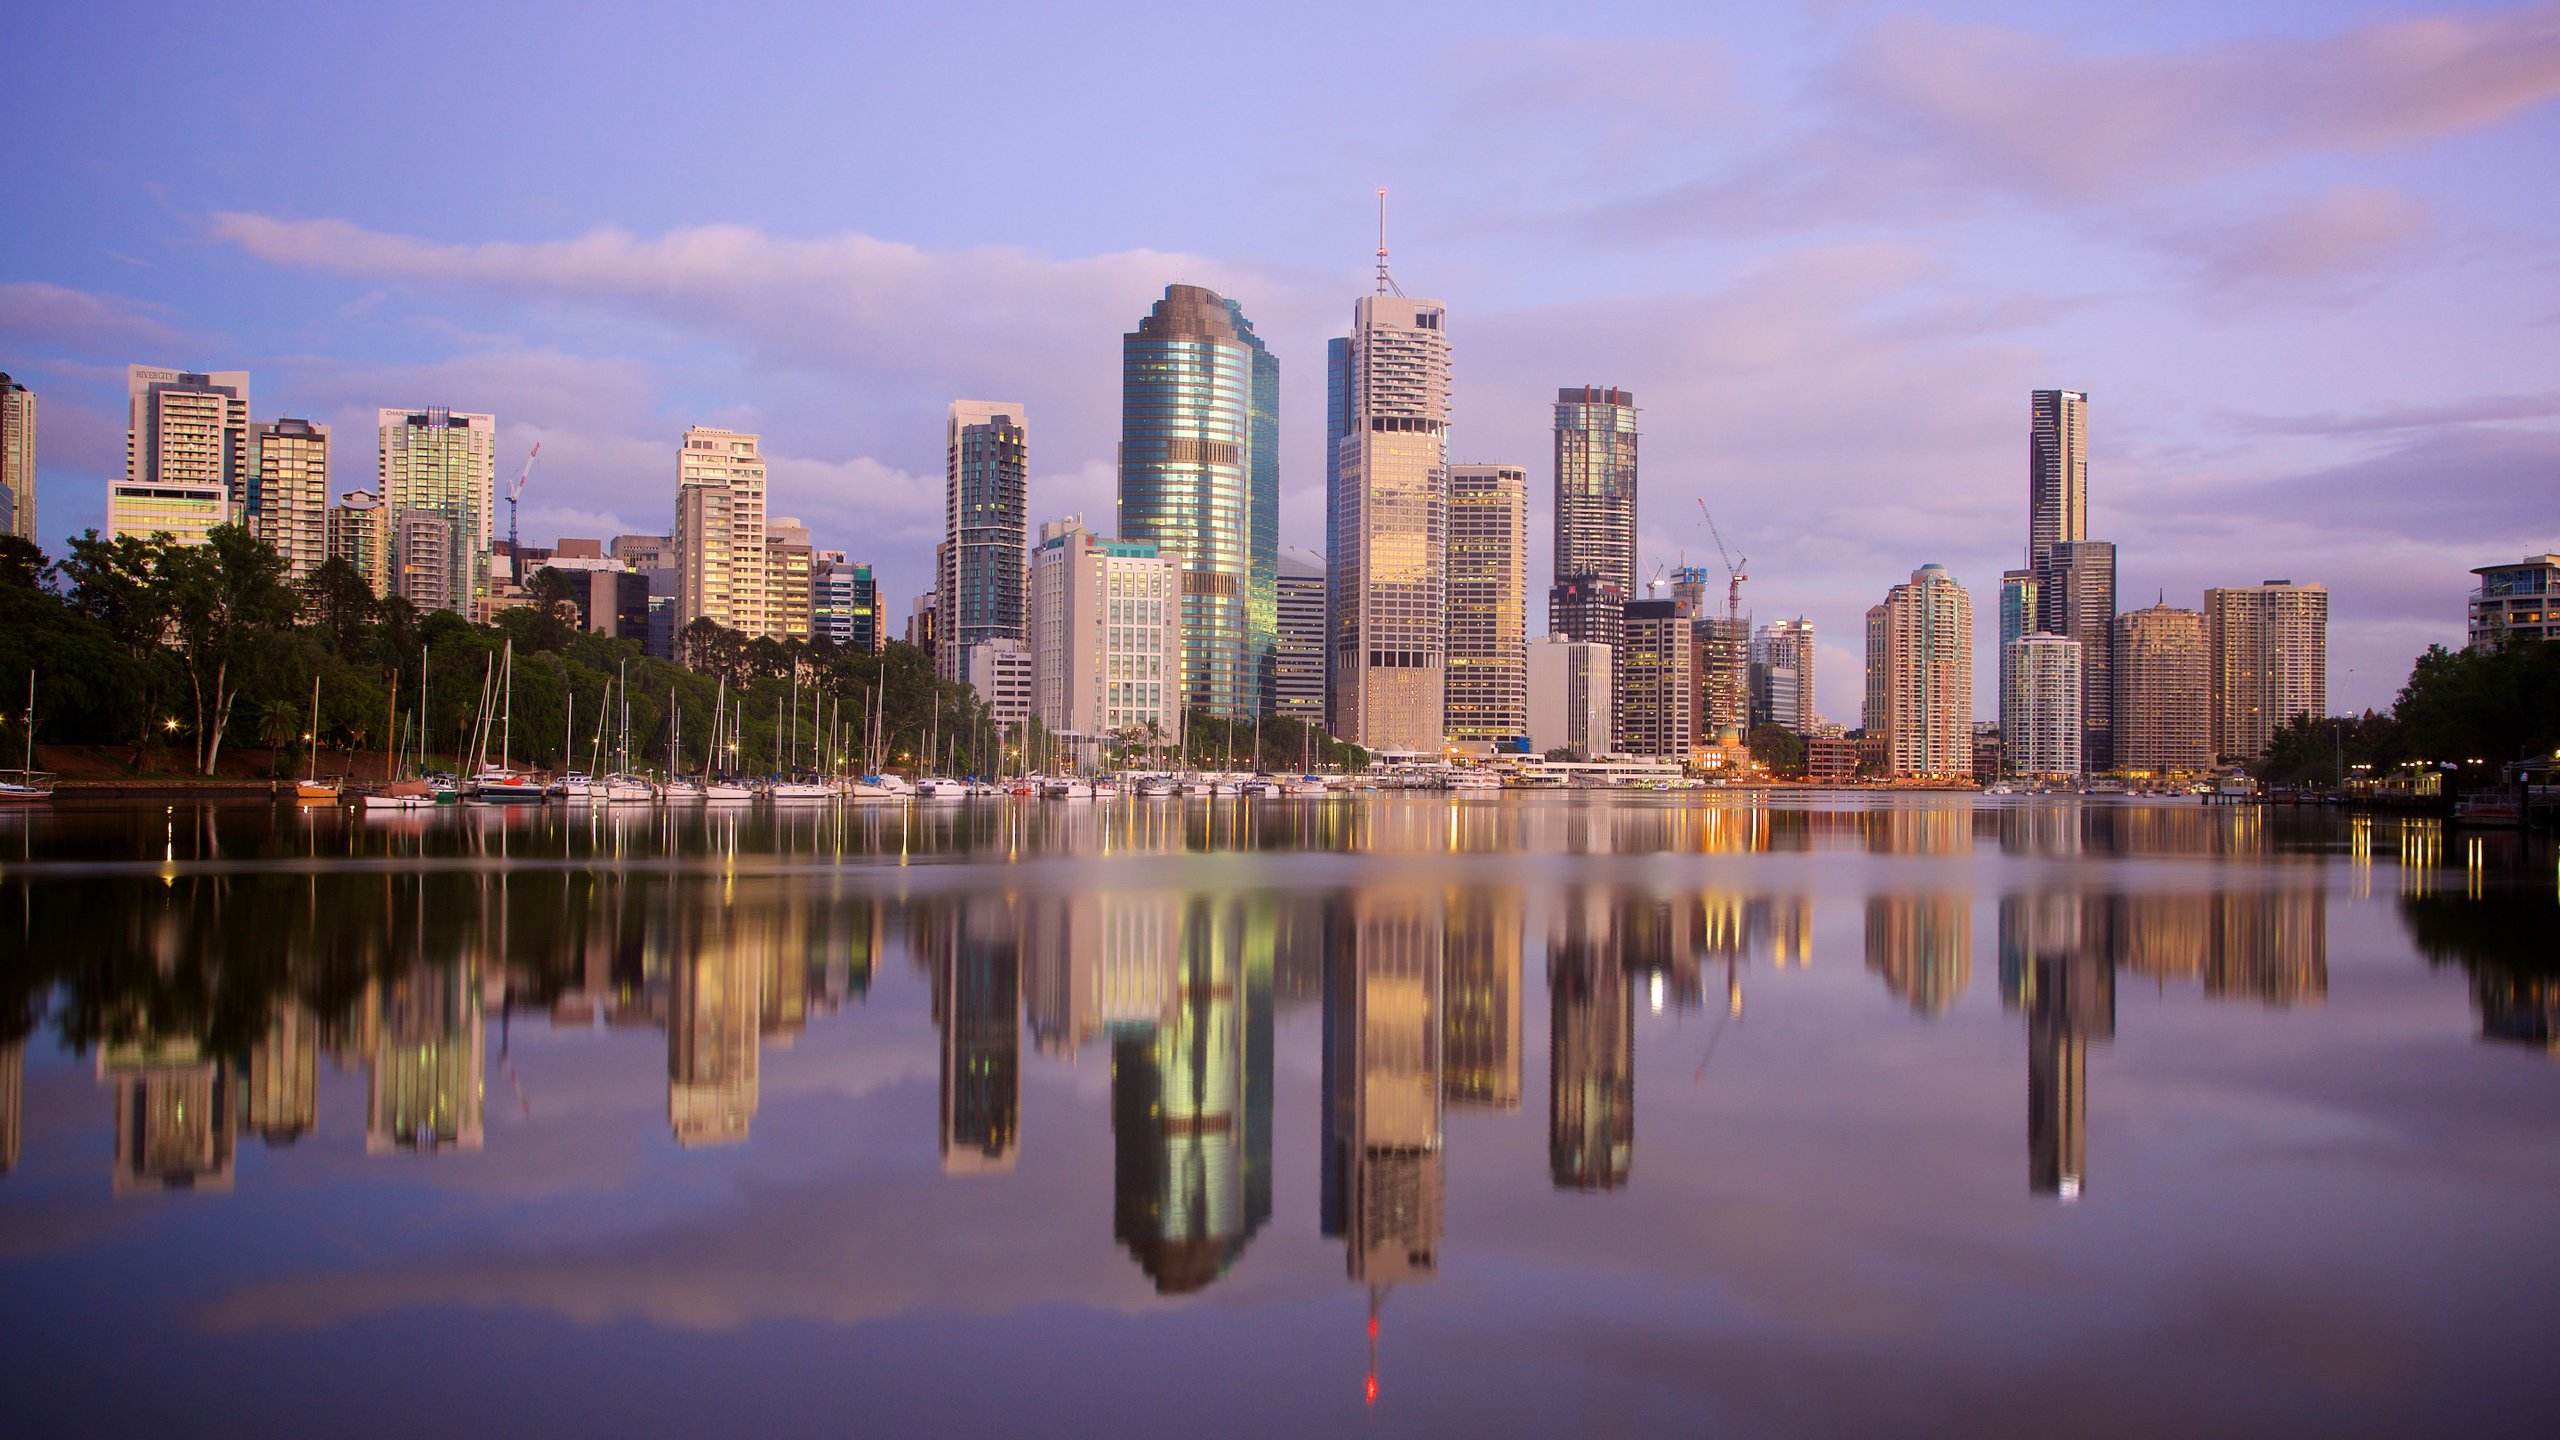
[0,802,2530,1287]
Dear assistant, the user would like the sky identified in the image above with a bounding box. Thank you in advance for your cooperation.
[4,0,2557,722]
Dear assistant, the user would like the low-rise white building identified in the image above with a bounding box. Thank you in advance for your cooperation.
[1526,636,1612,758]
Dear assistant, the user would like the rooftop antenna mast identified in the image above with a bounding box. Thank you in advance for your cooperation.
[1374,188,1404,298]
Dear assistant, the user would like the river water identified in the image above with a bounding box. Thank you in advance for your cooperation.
[1,794,2553,1437]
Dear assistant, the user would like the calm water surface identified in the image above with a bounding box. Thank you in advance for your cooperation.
[1,794,2554,1438]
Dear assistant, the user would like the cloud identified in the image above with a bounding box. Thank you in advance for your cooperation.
[0,281,190,356]
[2164,187,2435,295]
[1560,4,2560,250]
[1838,6,2560,202]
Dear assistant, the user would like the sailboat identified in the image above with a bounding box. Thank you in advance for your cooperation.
[469,641,545,803]
[295,672,339,802]
[360,662,436,810]
[0,672,54,803]
[699,677,751,802]
[602,659,655,802]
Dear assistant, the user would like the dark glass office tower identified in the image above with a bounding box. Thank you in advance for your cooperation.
[1120,285,1274,720]
[1549,386,1638,657]
[939,403,1028,682]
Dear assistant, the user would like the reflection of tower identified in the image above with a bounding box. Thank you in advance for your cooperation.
[1442,890,1522,1112]
[2001,896,2116,1199]
[102,1040,235,1194]
[1864,896,1973,1014]
[240,1002,320,1145]
[368,963,484,1155]
[2,1038,21,1173]
[669,907,763,1148]
[1111,896,1276,1292]
[2206,888,2327,1006]
[936,897,1021,1173]
[1548,895,1633,1191]
[1321,891,1443,1283]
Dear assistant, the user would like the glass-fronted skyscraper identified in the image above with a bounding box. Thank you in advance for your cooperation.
[939,402,1028,683]
[2028,389,2088,575]
[379,407,497,614]
[1550,386,1638,653]
[1118,286,1274,720]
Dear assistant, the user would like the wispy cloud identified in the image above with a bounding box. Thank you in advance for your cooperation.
[0,280,190,356]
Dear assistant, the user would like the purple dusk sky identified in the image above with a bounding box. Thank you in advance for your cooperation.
[4,0,2556,720]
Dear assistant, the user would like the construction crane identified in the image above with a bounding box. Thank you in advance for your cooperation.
[1695,497,1747,622]
[504,442,542,558]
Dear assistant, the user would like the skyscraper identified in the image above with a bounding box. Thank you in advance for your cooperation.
[1864,564,1974,778]
[1998,568,2039,731]
[941,401,1028,683]
[1273,548,1327,727]
[249,418,330,583]
[1616,599,1695,760]
[115,366,250,547]
[765,515,813,642]
[2041,539,2116,772]
[673,425,769,637]
[2205,581,2329,762]
[2028,389,2087,574]
[1025,516,1185,746]
[2113,603,2209,774]
[1446,463,1528,746]
[378,407,497,613]
[1550,386,1638,655]
[1750,618,1817,732]
[1327,279,1451,752]
[813,554,880,653]
[2001,633,2084,778]
[0,373,32,543]
[1118,288,1272,718]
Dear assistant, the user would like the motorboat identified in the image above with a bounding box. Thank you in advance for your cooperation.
[914,776,969,801]
[602,773,656,804]
[550,772,596,801]
[1236,775,1278,798]
[1135,775,1178,798]
[1285,775,1331,798]
[1043,777,1082,799]
[295,778,340,803]
[1445,770,1501,792]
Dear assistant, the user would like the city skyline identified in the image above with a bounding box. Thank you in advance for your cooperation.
[6,4,2552,722]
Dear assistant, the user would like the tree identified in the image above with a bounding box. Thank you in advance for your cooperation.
[0,535,44,590]
[159,524,301,774]
[1749,722,1807,778]
[305,556,379,656]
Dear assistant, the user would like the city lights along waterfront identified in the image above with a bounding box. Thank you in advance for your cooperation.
[0,793,2556,1436]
